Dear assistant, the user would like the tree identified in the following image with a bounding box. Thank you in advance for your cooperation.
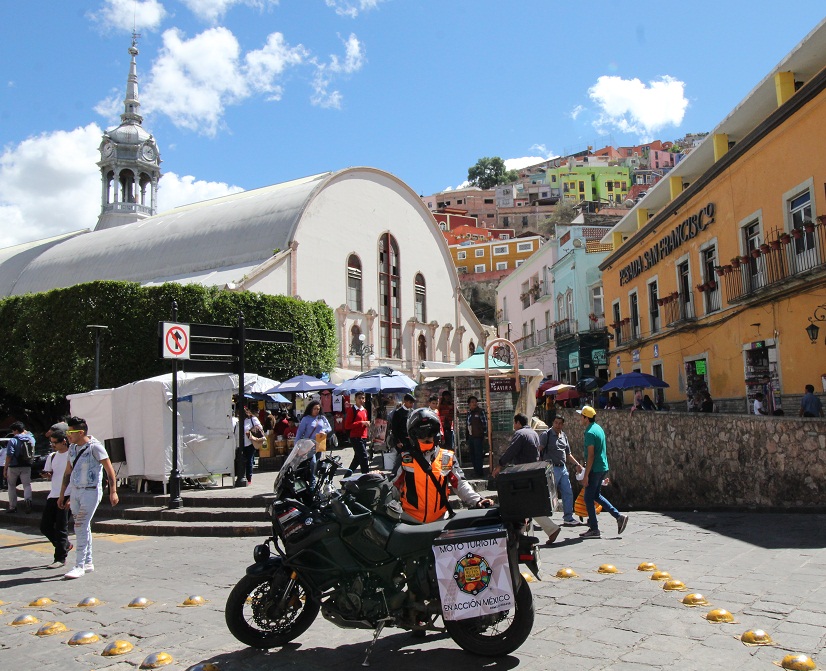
[539,201,578,238]
[467,157,519,190]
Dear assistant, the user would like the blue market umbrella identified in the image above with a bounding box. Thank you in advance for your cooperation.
[264,374,336,394]
[577,377,608,392]
[334,369,417,395]
[601,372,669,392]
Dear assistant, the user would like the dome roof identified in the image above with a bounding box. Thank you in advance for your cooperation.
[107,123,152,146]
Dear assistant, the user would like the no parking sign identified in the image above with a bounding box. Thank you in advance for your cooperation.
[162,322,190,359]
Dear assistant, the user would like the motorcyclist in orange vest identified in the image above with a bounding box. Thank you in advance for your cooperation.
[392,408,493,523]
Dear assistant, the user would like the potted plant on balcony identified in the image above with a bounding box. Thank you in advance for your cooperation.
[769,238,781,250]
[707,279,717,291]
[657,298,665,306]
[739,254,751,263]
[779,232,792,244]
[791,228,804,240]
[750,248,761,259]
[804,220,816,233]
[759,242,771,254]
[696,282,706,293]
[730,257,741,269]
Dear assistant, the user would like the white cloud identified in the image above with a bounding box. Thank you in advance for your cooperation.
[505,156,551,171]
[157,172,244,211]
[570,104,585,120]
[587,75,688,138]
[90,0,167,32]
[310,33,365,109]
[0,125,244,248]
[180,0,278,24]
[325,0,383,19]
[140,27,308,135]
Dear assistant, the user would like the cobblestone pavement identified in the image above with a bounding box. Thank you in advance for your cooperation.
[1,511,824,671]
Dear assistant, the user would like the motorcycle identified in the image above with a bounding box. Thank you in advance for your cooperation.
[225,439,543,661]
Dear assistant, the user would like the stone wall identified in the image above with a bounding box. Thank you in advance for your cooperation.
[557,410,826,511]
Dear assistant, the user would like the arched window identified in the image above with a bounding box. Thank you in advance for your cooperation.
[468,340,475,358]
[347,254,362,312]
[417,334,427,361]
[414,273,426,323]
[378,234,401,358]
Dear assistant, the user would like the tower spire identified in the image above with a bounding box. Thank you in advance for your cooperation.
[121,31,143,125]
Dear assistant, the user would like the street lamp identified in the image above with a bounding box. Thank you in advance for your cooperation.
[87,324,109,389]
[350,333,374,371]
[806,303,826,344]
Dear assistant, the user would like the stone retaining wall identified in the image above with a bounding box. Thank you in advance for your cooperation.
[557,410,826,511]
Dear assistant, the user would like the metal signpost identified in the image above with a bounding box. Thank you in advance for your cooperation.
[158,303,293,508]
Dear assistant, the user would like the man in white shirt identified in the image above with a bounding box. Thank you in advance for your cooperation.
[41,430,73,568]
[753,392,769,415]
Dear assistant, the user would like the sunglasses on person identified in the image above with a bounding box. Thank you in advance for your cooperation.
[66,429,84,434]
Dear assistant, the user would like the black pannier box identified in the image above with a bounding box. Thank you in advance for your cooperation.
[495,461,553,520]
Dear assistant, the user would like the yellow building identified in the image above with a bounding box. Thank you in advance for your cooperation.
[599,19,826,413]
[450,235,543,277]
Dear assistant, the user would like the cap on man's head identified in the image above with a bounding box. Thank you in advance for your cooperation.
[577,405,597,419]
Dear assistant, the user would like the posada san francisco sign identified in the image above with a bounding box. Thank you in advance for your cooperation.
[619,202,716,285]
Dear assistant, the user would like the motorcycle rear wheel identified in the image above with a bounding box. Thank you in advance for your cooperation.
[225,570,319,649]
[444,578,534,657]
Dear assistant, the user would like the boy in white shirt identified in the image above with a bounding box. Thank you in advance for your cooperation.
[41,430,73,567]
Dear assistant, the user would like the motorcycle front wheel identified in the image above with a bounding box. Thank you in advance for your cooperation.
[225,569,320,649]
[444,578,534,657]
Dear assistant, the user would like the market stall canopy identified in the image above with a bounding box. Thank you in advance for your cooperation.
[577,377,608,392]
[456,347,511,369]
[602,372,670,391]
[536,379,561,397]
[543,383,576,396]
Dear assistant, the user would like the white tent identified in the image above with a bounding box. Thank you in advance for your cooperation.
[68,372,275,483]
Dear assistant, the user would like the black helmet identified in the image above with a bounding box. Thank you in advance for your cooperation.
[407,408,441,446]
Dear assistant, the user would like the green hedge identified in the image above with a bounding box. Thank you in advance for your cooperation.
[0,281,337,406]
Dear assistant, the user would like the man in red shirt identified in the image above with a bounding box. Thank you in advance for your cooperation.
[345,392,370,473]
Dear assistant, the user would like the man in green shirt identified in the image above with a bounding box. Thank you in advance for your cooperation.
[576,406,628,539]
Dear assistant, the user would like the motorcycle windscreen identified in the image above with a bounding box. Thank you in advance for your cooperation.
[432,525,514,621]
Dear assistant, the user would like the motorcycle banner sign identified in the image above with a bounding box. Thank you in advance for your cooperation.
[432,526,514,621]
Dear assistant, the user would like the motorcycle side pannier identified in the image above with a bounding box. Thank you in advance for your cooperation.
[495,462,554,520]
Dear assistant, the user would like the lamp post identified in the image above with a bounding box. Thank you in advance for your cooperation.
[87,324,109,389]
[350,333,374,371]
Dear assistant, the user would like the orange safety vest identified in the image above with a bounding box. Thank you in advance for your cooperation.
[398,448,455,523]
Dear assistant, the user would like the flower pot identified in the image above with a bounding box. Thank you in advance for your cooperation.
[769,239,781,250]
[730,258,741,268]
[697,283,706,292]
[750,249,761,259]
[739,255,751,264]
[760,243,771,253]
[804,224,815,233]
[780,234,791,244]
[722,265,732,275]
[791,228,803,239]
[657,298,664,306]
[707,280,716,290]
[715,266,725,276]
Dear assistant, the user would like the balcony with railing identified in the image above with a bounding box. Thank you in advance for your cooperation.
[554,317,577,340]
[662,291,695,325]
[720,222,826,302]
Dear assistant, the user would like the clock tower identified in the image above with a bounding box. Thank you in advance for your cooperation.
[95,33,161,231]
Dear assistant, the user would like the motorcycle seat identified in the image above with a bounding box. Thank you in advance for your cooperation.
[386,508,503,557]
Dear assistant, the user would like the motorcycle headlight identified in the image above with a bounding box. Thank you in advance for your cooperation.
[253,543,271,563]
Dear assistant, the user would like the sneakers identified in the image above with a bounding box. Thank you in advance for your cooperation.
[47,560,66,569]
[562,520,582,527]
[579,528,601,539]
[64,566,86,579]
[84,564,95,573]
[617,514,629,535]
[4,508,17,514]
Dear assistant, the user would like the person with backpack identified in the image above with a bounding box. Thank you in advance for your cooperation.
[540,416,581,527]
[4,421,36,514]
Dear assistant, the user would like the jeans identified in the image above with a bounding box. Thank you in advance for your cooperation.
[584,470,619,532]
[40,497,71,561]
[348,437,369,474]
[7,466,31,510]
[70,486,102,568]
[242,444,255,483]
[553,465,576,523]
[467,436,485,476]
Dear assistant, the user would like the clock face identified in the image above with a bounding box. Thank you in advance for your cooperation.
[142,145,156,161]
[102,142,113,158]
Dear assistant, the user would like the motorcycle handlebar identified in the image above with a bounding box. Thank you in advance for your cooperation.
[330,497,372,527]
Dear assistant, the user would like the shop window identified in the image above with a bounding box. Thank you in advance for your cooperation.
[347,254,362,312]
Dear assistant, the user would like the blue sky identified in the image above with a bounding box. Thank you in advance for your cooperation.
[1,1,824,246]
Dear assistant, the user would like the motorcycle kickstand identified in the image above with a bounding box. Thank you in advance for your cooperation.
[362,618,391,667]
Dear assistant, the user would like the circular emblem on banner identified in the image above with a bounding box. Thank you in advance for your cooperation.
[453,552,493,595]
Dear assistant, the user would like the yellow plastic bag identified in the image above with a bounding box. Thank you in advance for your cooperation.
[574,488,602,518]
